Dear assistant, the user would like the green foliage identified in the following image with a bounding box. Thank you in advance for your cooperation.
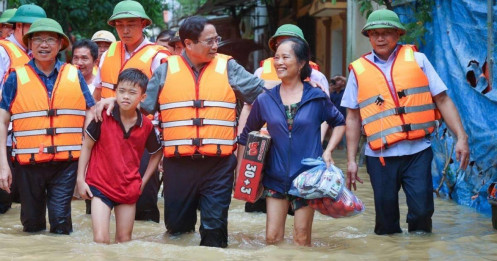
[354,0,434,47]
[7,0,165,40]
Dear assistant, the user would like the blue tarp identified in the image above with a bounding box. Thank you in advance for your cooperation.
[395,0,497,214]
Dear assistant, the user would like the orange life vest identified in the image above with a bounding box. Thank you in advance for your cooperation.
[100,41,168,98]
[158,54,237,157]
[349,45,441,151]
[0,40,29,83]
[10,64,86,164]
[259,57,318,81]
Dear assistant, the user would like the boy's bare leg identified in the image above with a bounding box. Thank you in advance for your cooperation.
[265,197,289,245]
[114,203,136,243]
[293,206,314,246]
[91,197,112,244]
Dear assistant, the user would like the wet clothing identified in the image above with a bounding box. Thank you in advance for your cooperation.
[162,155,237,248]
[89,185,120,209]
[239,82,345,194]
[366,148,434,234]
[341,45,444,234]
[16,161,77,234]
[143,51,264,247]
[135,151,161,222]
[263,189,308,211]
[85,104,161,205]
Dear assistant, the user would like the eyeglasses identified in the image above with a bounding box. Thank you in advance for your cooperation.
[196,36,221,46]
[31,37,59,46]
[368,30,398,38]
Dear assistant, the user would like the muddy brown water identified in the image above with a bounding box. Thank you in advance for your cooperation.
[0,150,496,260]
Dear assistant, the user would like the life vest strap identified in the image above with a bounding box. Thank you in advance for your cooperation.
[366,120,440,143]
[397,85,430,99]
[359,94,384,109]
[362,103,437,126]
[161,118,236,128]
[13,127,83,137]
[162,137,237,147]
[159,100,236,110]
[13,145,82,155]
[11,109,86,120]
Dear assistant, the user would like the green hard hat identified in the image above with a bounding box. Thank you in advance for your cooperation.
[0,8,17,24]
[108,0,152,27]
[268,24,308,52]
[22,18,70,51]
[361,9,406,37]
[7,4,46,24]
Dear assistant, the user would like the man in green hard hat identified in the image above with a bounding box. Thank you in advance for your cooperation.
[91,0,168,224]
[0,18,95,234]
[0,4,46,215]
[342,9,469,235]
[0,8,16,40]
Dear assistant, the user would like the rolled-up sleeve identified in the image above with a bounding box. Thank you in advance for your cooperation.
[227,59,265,104]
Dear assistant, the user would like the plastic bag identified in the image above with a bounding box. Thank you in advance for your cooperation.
[288,158,344,200]
[288,157,365,218]
[307,187,365,218]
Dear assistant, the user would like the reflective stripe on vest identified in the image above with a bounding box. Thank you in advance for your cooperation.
[162,138,237,147]
[351,45,440,151]
[13,127,83,137]
[260,58,278,81]
[159,100,236,110]
[158,54,237,157]
[161,119,236,128]
[10,64,86,164]
[13,145,82,155]
[100,42,168,98]
[11,109,86,120]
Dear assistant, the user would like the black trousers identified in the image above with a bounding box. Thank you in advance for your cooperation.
[163,154,236,248]
[15,160,77,234]
[366,148,434,235]
[135,151,160,223]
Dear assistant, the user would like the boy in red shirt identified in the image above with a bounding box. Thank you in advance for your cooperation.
[77,68,162,244]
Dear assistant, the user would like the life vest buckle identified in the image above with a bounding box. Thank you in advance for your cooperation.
[192,138,202,146]
[45,146,56,154]
[397,90,406,99]
[375,96,384,106]
[47,109,56,116]
[401,124,412,132]
[192,118,204,126]
[193,100,204,108]
[46,128,55,135]
[395,106,406,115]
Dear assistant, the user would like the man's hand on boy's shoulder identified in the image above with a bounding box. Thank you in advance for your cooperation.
[95,97,116,122]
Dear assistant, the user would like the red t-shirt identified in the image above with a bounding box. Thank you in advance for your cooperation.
[85,106,161,204]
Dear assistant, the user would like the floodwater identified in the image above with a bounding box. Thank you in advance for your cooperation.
[1,150,496,261]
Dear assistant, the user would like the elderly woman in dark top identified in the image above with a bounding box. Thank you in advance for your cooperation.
[237,37,345,246]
